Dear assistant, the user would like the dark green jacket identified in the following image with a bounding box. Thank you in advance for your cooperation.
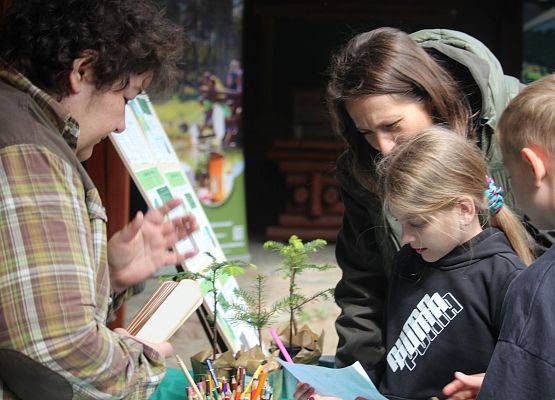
[334,29,524,377]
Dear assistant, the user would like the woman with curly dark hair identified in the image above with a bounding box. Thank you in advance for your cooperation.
[0,1,197,398]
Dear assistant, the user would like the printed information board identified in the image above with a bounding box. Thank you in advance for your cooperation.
[110,94,258,351]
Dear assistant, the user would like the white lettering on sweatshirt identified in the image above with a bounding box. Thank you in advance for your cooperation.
[387,292,463,372]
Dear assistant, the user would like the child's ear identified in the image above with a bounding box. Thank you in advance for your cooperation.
[520,147,547,188]
[457,196,476,226]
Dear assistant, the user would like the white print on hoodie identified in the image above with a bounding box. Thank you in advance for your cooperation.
[387,292,463,372]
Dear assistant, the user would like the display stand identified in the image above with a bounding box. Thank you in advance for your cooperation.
[110,94,258,352]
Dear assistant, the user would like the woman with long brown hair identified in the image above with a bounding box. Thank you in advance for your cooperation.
[330,26,526,372]
[310,27,541,398]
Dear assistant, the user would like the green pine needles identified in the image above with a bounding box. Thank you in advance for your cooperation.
[263,235,335,354]
[227,274,287,346]
[158,236,336,358]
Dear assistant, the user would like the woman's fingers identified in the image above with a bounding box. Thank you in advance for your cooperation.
[293,383,315,400]
[157,199,182,217]
[118,211,144,243]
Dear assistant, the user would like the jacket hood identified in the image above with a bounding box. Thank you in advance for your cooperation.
[433,227,514,270]
[409,29,522,130]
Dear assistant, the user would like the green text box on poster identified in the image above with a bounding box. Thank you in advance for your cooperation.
[156,186,174,203]
[136,167,165,191]
[184,193,197,210]
[165,171,187,188]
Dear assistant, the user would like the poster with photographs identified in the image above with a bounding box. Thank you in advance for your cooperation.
[110,95,259,351]
[154,0,249,259]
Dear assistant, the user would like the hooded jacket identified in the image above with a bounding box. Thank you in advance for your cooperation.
[379,228,524,400]
[477,243,555,399]
[334,29,531,377]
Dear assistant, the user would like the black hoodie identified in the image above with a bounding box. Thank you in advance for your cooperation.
[379,228,525,400]
[478,244,555,399]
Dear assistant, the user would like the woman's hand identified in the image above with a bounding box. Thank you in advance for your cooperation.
[294,382,315,400]
[114,328,174,358]
[293,383,343,400]
[442,371,484,400]
[108,199,198,292]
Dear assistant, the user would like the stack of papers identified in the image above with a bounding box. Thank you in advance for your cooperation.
[126,280,203,343]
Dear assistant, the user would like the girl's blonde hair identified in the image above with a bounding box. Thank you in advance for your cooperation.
[377,127,535,265]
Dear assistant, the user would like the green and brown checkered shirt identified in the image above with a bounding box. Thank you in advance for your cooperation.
[0,67,165,399]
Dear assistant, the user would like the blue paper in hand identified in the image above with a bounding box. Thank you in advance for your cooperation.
[276,359,387,400]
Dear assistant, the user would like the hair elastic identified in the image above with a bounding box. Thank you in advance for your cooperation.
[485,176,504,215]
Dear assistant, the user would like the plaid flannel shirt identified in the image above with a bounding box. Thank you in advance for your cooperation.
[0,67,165,399]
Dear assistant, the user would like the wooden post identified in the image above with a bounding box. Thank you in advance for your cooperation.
[86,140,131,328]
[1,0,12,17]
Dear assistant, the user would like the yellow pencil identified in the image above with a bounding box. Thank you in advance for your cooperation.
[175,355,204,400]
[253,368,267,400]
[241,365,264,398]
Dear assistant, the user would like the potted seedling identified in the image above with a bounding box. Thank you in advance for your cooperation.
[263,235,335,357]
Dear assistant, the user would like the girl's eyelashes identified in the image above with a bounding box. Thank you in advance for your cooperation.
[384,119,402,131]
[408,219,427,229]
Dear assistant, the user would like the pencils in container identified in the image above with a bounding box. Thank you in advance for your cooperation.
[253,368,268,400]
[175,355,204,400]
[249,377,258,400]
[241,364,264,398]
[206,359,220,392]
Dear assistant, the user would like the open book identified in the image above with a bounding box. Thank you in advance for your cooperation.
[127,279,203,343]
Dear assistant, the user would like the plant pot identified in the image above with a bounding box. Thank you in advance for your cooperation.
[278,346,302,362]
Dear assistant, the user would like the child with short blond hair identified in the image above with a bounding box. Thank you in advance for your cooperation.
[476,74,555,399]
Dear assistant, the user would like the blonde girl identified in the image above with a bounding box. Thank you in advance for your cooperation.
[374,126,533,399]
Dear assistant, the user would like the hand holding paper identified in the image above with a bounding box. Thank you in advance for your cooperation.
[294,384,341,400]
[114,328,174,358]
[294,383,337,400]
[278,359,386,400]
[295,384,371,400]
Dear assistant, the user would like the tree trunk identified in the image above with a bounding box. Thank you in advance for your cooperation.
[257,277,262,346]
[289,270,296,353]
[212,293,218,360]
[212,271,218,360]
